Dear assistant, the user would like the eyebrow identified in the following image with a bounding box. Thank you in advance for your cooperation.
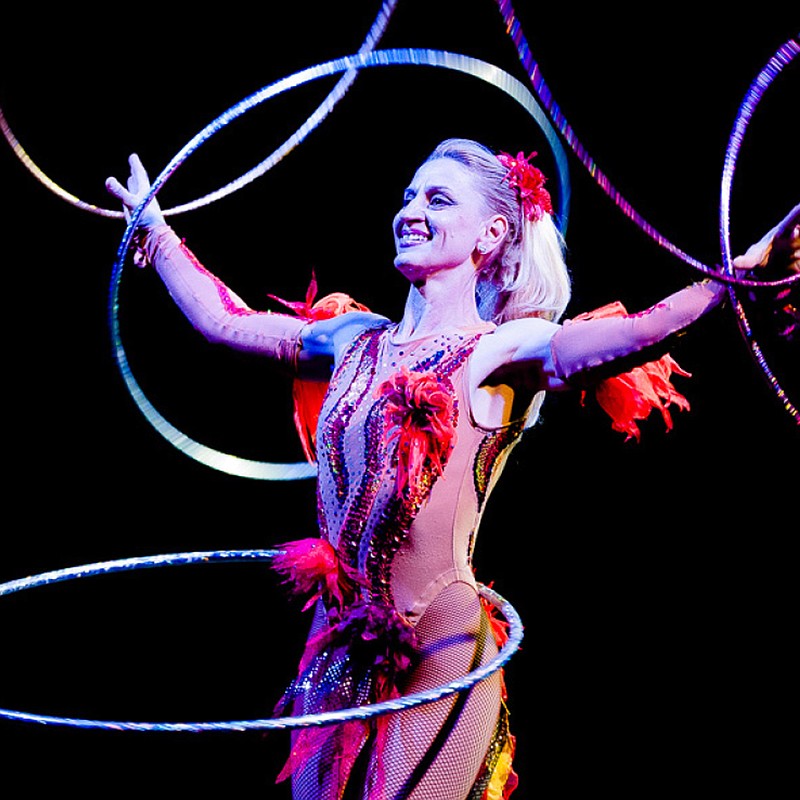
[405,183,452,197]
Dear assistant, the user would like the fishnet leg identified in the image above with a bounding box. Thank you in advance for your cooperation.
[370,581,502,800]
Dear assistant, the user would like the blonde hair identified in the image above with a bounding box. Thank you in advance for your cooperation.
[425,138,571,325]
[426,138,572,427]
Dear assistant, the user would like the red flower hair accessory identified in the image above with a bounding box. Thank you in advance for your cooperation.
[497,150,553,222]
[376,366,456,496]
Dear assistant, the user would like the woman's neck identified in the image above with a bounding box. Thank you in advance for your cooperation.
[395,274,487,342]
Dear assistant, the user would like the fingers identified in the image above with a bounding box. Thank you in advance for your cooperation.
[129,152,147,177]
[106,153,166,229]
[104,175,121,196]
[774,202,800,239]
[732,255,760,271]
[125,153,147,195]
[765,202,800,275]
[732,236,772,271]
[105,175,134,206]
[781,205,799,274]
[732,203,800,273]
[106,153,152,206]
[788,214,800,274]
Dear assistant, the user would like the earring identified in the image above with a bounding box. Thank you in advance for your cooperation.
[477,243,488,254]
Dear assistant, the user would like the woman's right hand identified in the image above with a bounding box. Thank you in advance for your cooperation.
[732,203,800,275]
[105,153,166,230]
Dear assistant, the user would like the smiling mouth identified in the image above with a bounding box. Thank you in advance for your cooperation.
[399,231,430,247]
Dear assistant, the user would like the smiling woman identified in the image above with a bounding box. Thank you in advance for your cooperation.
[101,132,798,798]
[1,3,798,798]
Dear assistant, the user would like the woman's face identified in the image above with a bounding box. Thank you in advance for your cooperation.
[393,157,490,283]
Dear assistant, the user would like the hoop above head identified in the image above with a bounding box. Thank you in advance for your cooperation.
[0,549,524,732]
[111,47,572,480]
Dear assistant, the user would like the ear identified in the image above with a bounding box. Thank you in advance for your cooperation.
[477,214,509,255]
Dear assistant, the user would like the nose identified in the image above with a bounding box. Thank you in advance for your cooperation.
[395,198,425,229]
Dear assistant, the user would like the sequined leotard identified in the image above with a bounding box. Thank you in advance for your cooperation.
[278,322,522,800]
[139,223,728,800]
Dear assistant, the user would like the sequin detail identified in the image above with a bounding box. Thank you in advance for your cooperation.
[473,420,526,511]
[318,325,486,606]
[281,321,523,798]
[180,244,259,316]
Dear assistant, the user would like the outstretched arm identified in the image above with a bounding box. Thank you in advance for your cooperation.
[551,203,800,386]
[105,154,317,371]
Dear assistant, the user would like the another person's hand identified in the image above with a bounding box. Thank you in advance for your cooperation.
[733,203,800,274]
[105,153,166,230]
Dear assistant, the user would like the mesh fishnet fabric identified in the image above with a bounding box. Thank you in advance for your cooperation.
[286,581,510,800]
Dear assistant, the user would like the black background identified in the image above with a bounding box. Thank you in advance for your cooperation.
[1,2,798,796]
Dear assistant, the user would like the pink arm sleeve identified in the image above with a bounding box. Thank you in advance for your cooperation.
[550,280,726,385]
[139,224,306,367]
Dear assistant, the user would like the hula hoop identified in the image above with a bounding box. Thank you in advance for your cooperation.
[111,47,572,480]
[717,36,799,423]
[3,1,794,436]
[496,1,799,292]
[0,0,400,220]
[2,0,788,293]
[0,549,523,732]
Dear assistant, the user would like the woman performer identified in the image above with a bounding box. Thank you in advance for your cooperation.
[106,139,798,799]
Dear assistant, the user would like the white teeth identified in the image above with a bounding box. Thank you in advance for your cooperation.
[402,233,428,243]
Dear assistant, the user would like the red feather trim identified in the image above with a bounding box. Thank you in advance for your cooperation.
[268,271,370,462]
[291,380,328,463]
[375,366,457,496]
[480,592,511,701]
[574,301,692,441]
